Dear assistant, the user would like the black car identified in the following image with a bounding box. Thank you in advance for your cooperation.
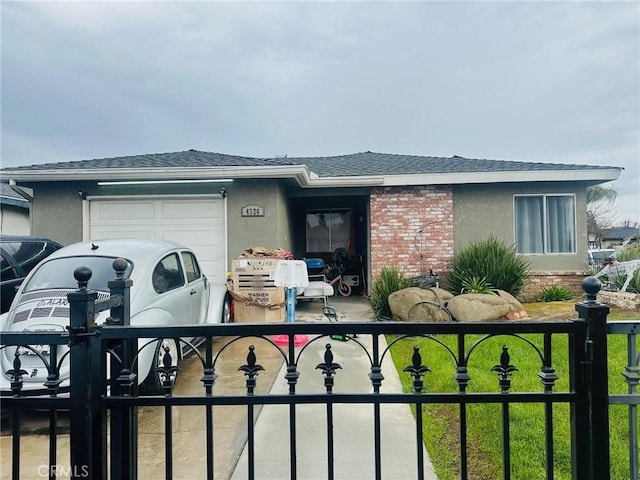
[0,235,62,313]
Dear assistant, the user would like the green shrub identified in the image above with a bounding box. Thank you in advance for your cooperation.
[446,236,531,296]
[540,285,573,302]
[586,263,601,276]
[615,244,640,262]
[367,266,417,319]
[460,276,495,294]
[609,270,640,294]
[629,270,640,294]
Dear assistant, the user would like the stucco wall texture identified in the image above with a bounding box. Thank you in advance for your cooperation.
[370,185,454,278]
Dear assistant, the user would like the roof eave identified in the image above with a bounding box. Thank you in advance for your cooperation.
[0,197,29,208]
[2,166,622,187]
[378,168,622,186]
[2,165,314,185]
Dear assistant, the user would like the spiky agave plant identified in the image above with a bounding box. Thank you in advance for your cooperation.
[460,276,496,295]
[447,236,531,297]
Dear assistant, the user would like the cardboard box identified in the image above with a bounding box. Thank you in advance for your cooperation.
[232,257,280,273]
[231,257,286,322]
[232,258,280,290]
[235,304,285,323]
[232,288,286,323]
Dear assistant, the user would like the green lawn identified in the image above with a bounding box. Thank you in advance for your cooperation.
[388,302,639,480]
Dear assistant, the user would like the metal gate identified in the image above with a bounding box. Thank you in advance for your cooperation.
[1,268,637,479]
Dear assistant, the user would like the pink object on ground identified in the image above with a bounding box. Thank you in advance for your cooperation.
[273,334,309,347]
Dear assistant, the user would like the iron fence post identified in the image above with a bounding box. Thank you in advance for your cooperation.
[88,314,107,480]
[106,258,137,479]
[575,276,611,480]
[569,315,590,480]
[67,266,98,479]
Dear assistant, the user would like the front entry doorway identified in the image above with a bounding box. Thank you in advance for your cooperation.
[290,194,368,296]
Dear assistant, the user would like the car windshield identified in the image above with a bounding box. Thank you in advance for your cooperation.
[23,256,133,292]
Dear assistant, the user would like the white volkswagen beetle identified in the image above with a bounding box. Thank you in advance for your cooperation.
[0,238,231,395]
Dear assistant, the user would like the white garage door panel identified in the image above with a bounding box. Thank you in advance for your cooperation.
[88,197,226,283]
[162,230,222,249]
[161,230,223,271]
[91,228,158,240]
[95,201,156,219]
[161,201,223,220]
[196,260,224,282]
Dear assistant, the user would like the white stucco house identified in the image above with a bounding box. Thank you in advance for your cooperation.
[0,150,623,300]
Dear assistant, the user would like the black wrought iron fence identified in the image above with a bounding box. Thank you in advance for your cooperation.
[1,266,638,480]
[607,320,639,480]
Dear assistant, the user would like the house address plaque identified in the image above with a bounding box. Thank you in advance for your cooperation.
[241,205,264,217]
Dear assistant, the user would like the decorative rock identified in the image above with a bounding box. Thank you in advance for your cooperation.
[446,293,510,321]
[427,287,455,303]
[597,290,640,311]
[388,287,453,322]
[494,290,529,320]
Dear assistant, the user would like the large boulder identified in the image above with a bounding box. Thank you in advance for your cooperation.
[495,290,529,320]
[446,293,510,321]
[388,287,453,322]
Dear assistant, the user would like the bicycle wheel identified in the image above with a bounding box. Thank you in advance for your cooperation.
[337,280,352,296]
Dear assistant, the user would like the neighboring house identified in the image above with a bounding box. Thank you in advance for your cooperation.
[600,226,640,248]
[0,150,622,301]
[0,183,30,236]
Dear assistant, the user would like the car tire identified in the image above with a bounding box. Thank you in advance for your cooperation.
[222,293,233,323]
[139,338,180,395]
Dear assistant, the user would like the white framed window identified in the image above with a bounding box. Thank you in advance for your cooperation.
[514,194,576,254]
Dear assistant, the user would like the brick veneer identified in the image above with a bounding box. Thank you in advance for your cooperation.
[519,271,588,303]
[369,186,589,303]
[370,186,454,278]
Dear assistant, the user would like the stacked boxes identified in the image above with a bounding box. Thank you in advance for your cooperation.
[231,258,285,322]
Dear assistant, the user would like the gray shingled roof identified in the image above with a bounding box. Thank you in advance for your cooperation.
[1,149,616,178]
[602,226,640,241]
[290,152,615,177]
[0,183,29,208]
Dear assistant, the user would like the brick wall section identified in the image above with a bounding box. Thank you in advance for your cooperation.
[370,186,588,302]
[370,186,454,278]
[520,271,588,303]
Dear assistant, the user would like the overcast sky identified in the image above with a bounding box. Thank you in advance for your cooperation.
[1,1,638,223]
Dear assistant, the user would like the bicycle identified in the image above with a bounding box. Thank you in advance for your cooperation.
[324,270,352,297]
[322,257,352,297]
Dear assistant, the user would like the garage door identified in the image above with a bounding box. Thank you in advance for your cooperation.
[87,196,226,283]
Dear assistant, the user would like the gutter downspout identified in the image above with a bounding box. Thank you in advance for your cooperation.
[8,179,33,202]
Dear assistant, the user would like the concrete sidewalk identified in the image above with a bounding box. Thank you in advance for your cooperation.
[230,296,438,480]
